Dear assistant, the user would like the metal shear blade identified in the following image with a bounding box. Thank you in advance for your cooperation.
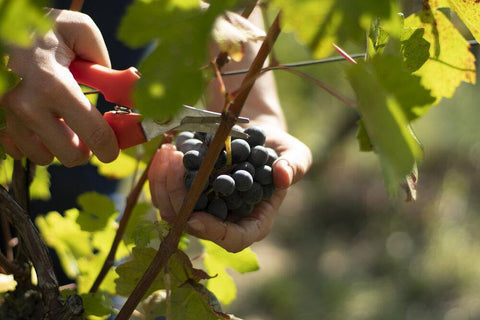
[141,105,249,140]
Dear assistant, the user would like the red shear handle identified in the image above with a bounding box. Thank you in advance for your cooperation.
[70,59,140,108]
[104,111,146,149]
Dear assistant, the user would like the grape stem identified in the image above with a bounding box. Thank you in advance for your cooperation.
[115,11,283,320]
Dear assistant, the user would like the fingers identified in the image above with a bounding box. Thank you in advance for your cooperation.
[186,189,287,253]
[267,129,312,189]
[1,111,53,165]
[53,9,111,67]
[148,144,185,223]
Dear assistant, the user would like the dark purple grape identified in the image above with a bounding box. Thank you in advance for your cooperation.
[178,138,203,154]
[233,170,253,191]
[222,191,243,210]
[215,150,227,168]
[245,126,266,147]
[184,170,209,190]
[183,150,204,170]
[194,193,209,211]
[266,147,278,166]
[241,182,263,204]
[175,131,194,147]
[254,165,273,185]
[231,139,251,163]
[262,183,275,200]
[249,145,269,167]
[232,202,254,217]
[234,162,255,176]
[212,174,235,196]
[207,198,228,220]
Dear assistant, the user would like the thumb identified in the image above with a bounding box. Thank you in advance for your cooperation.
[272,134,312,189]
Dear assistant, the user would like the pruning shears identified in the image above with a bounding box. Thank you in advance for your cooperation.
[69,59,249,149]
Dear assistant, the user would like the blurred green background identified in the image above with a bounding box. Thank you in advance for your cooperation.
[225,2,480,319]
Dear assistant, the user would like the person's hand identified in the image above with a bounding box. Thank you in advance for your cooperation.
[148,125,312,252]
[0,9,119,166]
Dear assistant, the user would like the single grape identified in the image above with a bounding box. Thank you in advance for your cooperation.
[233,170,253,191]
[231,139,251,163]
[234,161,255,176]
[178,138,204,154]
[232,202,254,217]
[215,150,227,168]
[222,191,243,210]
[194,193,209,211]
[241,182,263,204]
[183,150,204,170]
[245,126,266,147]
[249,145,269,167]
[175,131,194,147]
[207,198,228,220]
[266,147,278,166]
[262,183,275,200]
[254,165,273,185]
[212,174,235,196]
[184,170,208,190]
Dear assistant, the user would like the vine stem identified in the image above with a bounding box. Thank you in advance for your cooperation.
[115,11,283,320]
[276,67,357,109]
[0,186,83,319]
[89,138,169,293]
[69,0,84,11]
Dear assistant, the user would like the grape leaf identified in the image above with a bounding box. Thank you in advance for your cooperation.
[29,164,50,200]
[115,247,210,299]
[200,240,259,305]
[117,1,234,119]
[272,0,402,58]
[212,11,266,62]
[0,0,52,46]
[35,209,92,278]
[404,8,476,102]
[80,291,113,319]
[346,58,424,194]
[446,0,480,41]
[140,281,229,320]
[90,152,146,179]
[401,27,430,73]
[76,192,117,232]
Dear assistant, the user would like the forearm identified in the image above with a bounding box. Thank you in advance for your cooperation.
[206,8,286,131]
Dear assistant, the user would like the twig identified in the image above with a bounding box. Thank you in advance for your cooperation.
[69,0,84,11]
[89,140,161,293]
[115,11,283,320]
[276,67,357,109]
[219,53,366,76]
[1,211,13,260]
[0,186,82,319]
[0,251,17,275]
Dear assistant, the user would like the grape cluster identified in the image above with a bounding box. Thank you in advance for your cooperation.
[176,126,278,221]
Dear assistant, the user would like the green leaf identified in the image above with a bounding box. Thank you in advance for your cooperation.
[0,0,52,47]
[35,209,92,278]
[272,0,402,58]
[346,58,424,194]
[117,1,232,120]
[401,27,430,72]
[200,240,259,305]
[115,247,210,299]
[76,192,117,232]
[371,55,435,120]
[404,8,476,102]
[29,164,50,200]
[80,291,113,319]
[139,283,229,320]
[446,0,480,41]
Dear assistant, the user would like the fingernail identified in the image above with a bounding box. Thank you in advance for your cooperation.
[187,218,205,233]
[275,159,293,185]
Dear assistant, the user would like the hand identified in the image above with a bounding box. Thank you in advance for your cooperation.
[148,125,312,253]
[0,9,119,166]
